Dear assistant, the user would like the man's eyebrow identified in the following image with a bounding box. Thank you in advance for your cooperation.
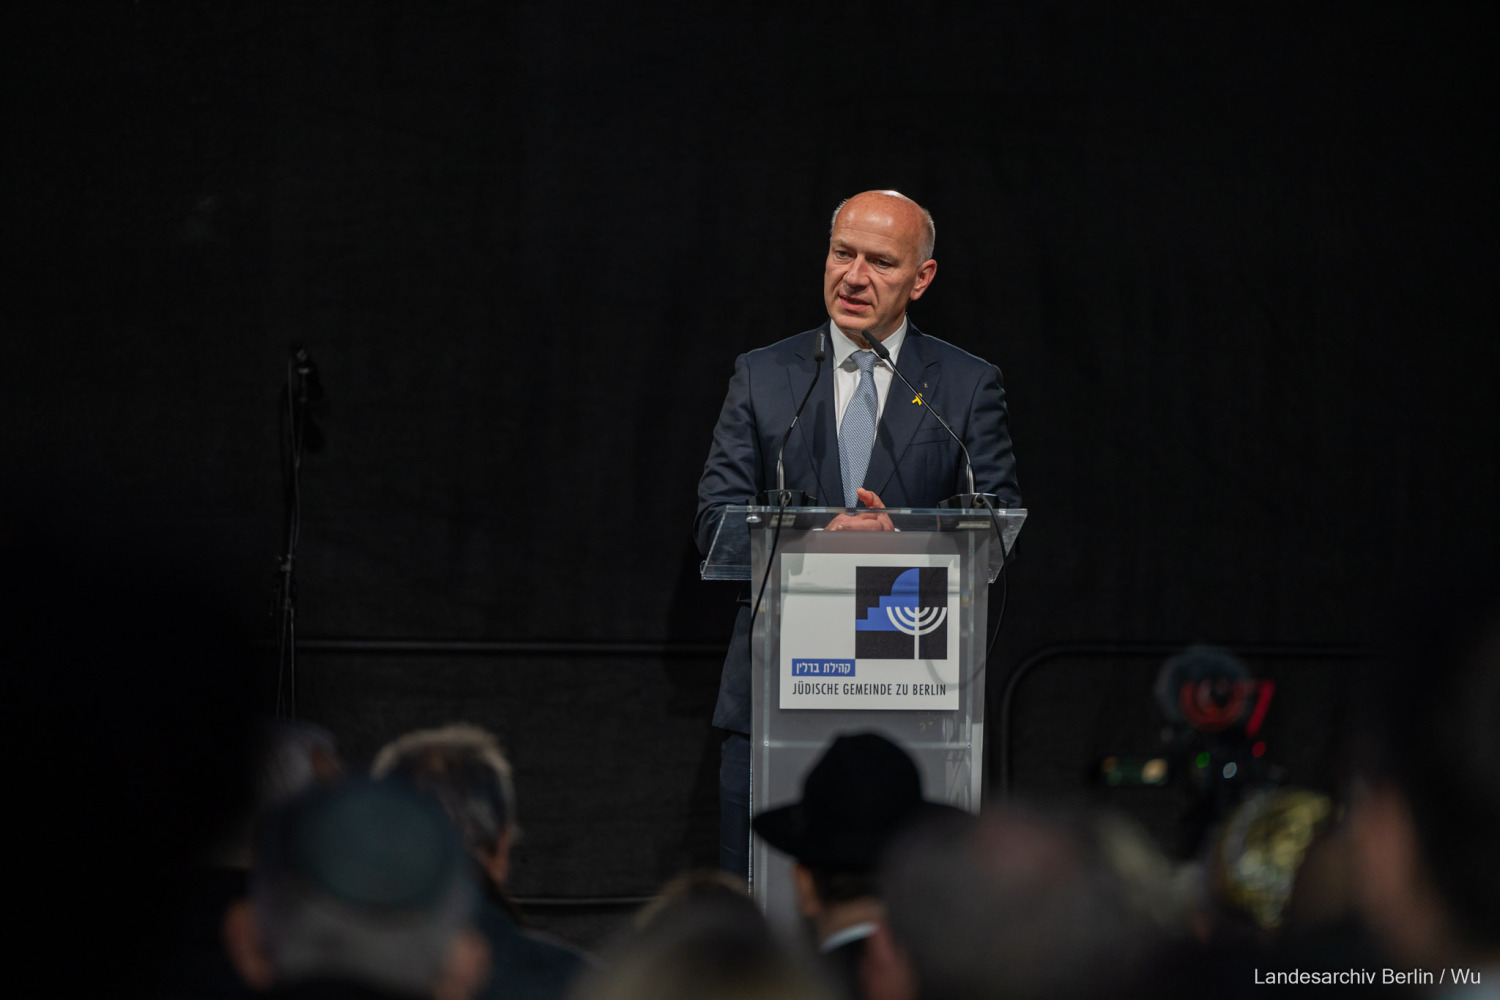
[831,238,898,256]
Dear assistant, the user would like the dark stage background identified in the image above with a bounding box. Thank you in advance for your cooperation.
[6,3,1497,944]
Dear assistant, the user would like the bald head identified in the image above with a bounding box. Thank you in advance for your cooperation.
[831,191,936,263]
[824,191,938,342]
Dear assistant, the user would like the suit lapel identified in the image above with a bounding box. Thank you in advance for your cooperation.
[789,323,844,507]
[864,325,940,500]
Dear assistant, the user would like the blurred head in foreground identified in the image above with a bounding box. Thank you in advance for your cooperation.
[371,723,592,1000]
[630,869,753,933]
[866,807,1158,1000]
[571,869,829,1000]
[1352,572,1500,967]
[224,779,488,1000]
[209,719,344,868]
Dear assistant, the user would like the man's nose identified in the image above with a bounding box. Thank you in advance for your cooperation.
[842,256,868,286]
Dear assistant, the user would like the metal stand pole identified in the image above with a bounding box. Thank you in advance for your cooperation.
[274,346,320,719]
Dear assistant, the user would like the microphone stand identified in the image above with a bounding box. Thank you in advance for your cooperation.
[750,329,827,649]
[274,346,319,719]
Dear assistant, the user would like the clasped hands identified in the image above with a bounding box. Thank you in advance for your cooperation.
[825,488,895,532]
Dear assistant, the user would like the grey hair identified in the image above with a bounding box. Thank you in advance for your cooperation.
[208,720,341,868]
[371,722,520,856]
[257,720,338,806]
[256,879,471,994]
[830,191,936,261]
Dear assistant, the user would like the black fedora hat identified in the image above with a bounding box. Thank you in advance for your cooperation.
[752,732,964,870]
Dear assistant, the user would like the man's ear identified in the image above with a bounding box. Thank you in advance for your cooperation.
[433,928,490,1000]
[482,826,514,888]
[792,863,821,918]
[909,258,937,302]
[222,899,276,990]
[862,919,918,1000]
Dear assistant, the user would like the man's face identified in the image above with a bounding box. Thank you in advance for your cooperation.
[824,195,937,343]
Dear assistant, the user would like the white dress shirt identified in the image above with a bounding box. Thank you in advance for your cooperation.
[831,317,908,434]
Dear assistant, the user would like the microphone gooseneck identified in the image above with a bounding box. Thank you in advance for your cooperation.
[862,333,978,499]
[863,333,1010,674]
[769,329,827,503]
[750,329,830,655]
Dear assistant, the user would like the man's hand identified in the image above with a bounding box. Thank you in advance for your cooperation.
[827,488,895,531]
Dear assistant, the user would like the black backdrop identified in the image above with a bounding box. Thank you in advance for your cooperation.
[6,2,1497,938]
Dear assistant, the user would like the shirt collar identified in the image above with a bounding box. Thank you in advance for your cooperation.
[830,316,908,370]
[820,921,879,953]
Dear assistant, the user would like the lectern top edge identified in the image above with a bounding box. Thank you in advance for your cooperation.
[701,505,1028,583]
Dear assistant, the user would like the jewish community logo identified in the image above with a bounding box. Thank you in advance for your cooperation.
[854,567,948,659]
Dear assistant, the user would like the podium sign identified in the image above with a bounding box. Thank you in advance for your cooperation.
[779,551,960,711]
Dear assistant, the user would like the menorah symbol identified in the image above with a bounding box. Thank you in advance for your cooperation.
[887,605,948,659]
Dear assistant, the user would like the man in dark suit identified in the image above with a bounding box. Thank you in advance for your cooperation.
[695,190,1022,875]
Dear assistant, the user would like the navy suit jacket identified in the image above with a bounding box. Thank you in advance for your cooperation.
[695,320,1021,734]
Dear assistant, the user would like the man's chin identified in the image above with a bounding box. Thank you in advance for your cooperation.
[831,314,874,340]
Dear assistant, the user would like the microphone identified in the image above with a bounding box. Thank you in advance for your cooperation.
[287,345,326,454]
[760,329,826,507]
[292,346,325,404]
[861,332,985,508]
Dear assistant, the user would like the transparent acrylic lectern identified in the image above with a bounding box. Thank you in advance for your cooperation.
[701,505,1026,930]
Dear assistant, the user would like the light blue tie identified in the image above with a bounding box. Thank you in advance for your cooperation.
[839,350,880,507]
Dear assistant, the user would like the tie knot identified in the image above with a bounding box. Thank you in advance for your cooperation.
[852,350,880,374]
